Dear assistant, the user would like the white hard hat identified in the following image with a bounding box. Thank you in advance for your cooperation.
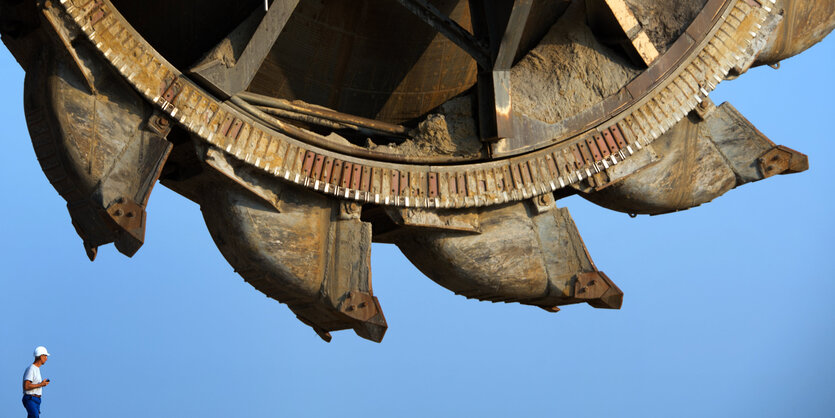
[33,346,50,357]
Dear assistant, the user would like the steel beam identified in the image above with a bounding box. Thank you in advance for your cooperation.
[395,0,491,68]
[587,0,659,66]
[190,0,299,98]
[494,0,532,70]
[469,0,532,143]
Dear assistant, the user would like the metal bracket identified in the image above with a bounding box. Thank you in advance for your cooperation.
[338,201,361,220]
[147,113,172,138]
[106,197,144,232]
[105,197,147,256]
[758,145,809,178]
[382,207,481,233]
[573,271,623,309]
[530,192,556,215]
[159,77,184,113]
[338,291,378,322]
[691,96,716,121]
[202,147,285,213]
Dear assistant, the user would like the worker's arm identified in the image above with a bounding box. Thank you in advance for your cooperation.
[23,380,49,391]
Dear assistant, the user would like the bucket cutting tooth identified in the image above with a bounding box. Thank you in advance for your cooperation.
[389,195,622,312]
[578,101,808,215]
[199,153,387,342]
[23,17,171,258]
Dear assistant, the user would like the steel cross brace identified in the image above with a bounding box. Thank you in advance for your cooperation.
[190,0,299,98]
[394,0,492,68]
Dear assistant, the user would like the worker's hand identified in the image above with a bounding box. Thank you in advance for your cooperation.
[41,380,50,388]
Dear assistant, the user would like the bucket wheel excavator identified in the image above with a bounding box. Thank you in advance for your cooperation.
[1,0,832,342]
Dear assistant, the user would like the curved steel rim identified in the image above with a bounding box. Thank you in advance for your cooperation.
[57,0,774,209]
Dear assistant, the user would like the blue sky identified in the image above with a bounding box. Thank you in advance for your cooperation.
[1,33,833,417]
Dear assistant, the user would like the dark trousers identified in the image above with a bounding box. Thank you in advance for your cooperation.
[22,394,41,418]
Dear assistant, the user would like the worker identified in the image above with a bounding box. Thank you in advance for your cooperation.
[22,346,51,418]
